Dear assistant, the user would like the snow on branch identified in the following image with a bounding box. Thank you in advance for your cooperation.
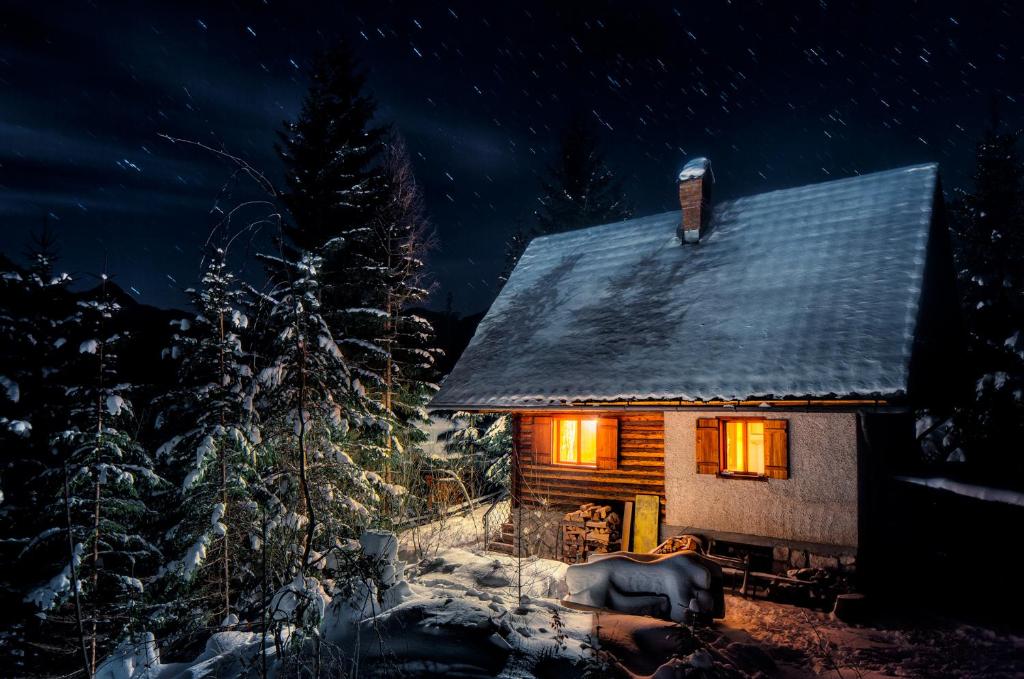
[26,542,84,610]
[897,476,1024,508]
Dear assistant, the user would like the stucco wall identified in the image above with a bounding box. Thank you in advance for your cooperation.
[664,411,859,550]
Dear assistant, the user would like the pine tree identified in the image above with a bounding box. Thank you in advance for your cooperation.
[535,115,632,235]
[438,411,511,496]
[152,250,263,640]
[950,112,1024,476]
[334,137,438,485]
[19,275,165,676]
[502,114,632,285]
[0,236,76,676]
[274,42,396,458]
[276,43,388,253]
[253,251,399,577]
[0,231,72,492]
[275,41,391,355]
[277,47,439,513]
[497,224,532,290]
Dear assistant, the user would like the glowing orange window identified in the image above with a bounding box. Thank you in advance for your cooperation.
[554,417,597,466]
[722,420,765,475]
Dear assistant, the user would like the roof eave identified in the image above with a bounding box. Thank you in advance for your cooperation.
[429,394,904,412]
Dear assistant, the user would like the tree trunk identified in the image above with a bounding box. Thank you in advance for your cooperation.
[90,295,106,676]
[218,308,230,622]
[297,336,316,572]
[384,288,394,483]
[65,465,91,679]
[260,507,268,679]
[90,478,100,673]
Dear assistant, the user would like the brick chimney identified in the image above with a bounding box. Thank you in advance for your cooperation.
[677,157,713,243]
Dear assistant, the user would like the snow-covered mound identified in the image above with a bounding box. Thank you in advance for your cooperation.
[565,550,725,623]
[96,536,737,678]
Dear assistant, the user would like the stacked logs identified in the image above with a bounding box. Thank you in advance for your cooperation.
[561,503,621,563]
[651,534,704,555]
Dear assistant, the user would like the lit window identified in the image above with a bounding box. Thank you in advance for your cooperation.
[723,420,765,475]
[555,417,597,466]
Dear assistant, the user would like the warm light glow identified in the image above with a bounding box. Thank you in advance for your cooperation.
[748,422,764,473]
[556,417,597,465]
[580,420,597,465]
[557,419,578,463]
[724,420,765,474]
[726,421,743,470]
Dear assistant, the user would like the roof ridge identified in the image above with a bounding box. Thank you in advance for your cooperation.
[528,162,938,247]
[723,161,938,207]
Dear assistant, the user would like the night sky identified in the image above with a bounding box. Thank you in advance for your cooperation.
[2,1,1022,313]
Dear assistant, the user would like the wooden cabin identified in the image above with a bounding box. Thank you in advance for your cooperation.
[430,159,960,576]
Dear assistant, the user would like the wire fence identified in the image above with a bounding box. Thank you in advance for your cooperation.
[482,491,511,551]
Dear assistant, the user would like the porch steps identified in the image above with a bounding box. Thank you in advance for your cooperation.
[489,541,514,555]
[488,521,515,555]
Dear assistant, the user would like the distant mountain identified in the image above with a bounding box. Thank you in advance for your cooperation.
[78,281,188,393]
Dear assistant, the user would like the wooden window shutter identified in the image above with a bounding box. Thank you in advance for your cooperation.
[764,419,789,479]
[533,416,552,464]
[695,418,720,474]
[595,417,619,470]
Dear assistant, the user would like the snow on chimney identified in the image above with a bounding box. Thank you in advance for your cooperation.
[677,157,713,243]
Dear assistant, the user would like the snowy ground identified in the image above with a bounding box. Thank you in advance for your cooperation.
[397,498,508,561]
[709,593,1024,678]
[97,541,1024,678]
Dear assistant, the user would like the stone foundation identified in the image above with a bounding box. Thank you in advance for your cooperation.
[511,509,860,576]
[509,505,566,559]
[773,545,857,574]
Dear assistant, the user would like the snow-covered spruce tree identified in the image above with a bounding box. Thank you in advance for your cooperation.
[536,113,632,234]
[328,137,439,499]
[276,47,423,448]
[278,46,439,510]
[437,411,512,497]
[275,43,404,482]
[0,233,72,490]
[253,250,399,578]
[502,113,633,281]
[276,42,388,254]
[497,224,532,290]
[0,237,77,675]
[949,114,1024,476]
[152,249,264,641]
[18,275,165,676]
[0,239,71,506]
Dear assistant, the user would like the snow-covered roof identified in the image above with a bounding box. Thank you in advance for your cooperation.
[432,163,940,408]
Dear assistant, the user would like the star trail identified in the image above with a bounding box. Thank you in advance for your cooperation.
[1,0,1021,311]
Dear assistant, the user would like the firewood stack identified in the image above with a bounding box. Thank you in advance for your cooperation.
[560,503,621,563]
[651,534,704,555]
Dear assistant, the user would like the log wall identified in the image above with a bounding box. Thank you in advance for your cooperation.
[514,412,666,513]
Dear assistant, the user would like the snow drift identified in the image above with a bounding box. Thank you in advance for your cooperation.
[564,550,725,622]
[95,534,736,678]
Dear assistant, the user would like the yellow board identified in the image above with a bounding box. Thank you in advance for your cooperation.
[632,494,660,553]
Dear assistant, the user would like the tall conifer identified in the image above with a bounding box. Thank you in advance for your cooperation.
[950,113,1024,474]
